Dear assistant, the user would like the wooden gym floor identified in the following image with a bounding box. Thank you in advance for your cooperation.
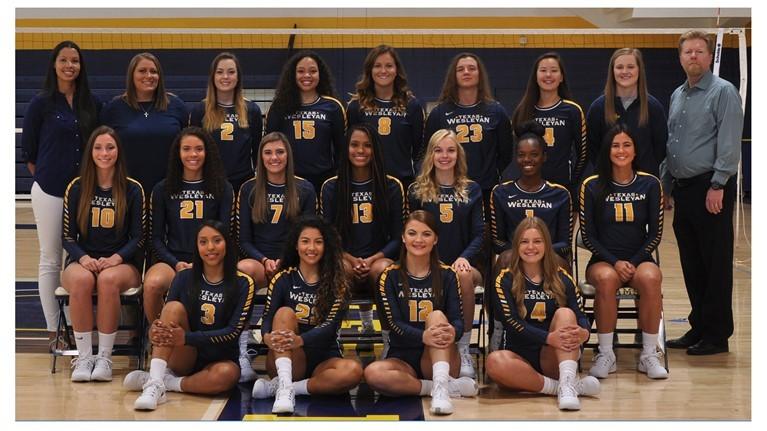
[14,202,752,421]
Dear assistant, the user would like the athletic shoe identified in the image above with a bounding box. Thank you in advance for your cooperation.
[429,381,454,415]
[70,355,95,382]
[90,355,113,381]
[458,346,476,378]
[272,386,295,414]
[558,375,580,411]
[575,376,601,396]
[638,352,669,379]
[589,351,617,378]
[134,379,167,411]
[123,370,150,391]
[239,354,257,383]
[252,377,279,399]
[447,376,479,398]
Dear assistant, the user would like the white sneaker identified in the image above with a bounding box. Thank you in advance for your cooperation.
[638,352,669,379]
[134,379,167,411]
[558,376,580,411]
[458,346,476,378]
[252,377,279,399]
[272,386,295,414]
[575,376,601,396]
[589,351,617,378]
[447,376,479,398]
[123,370,150,391]
[429,381,454,415]
[71,355,95,382]
[239,355,257,383]
[91,355,113,381]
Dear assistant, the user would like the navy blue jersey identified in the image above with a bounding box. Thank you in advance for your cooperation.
[237,178,317,261]
[100,95,189,192]
[190,100,263,183]
[320,175,405,259]
[62,177,145,263]
[378,263,464,349]
[424,101,513,190]
[493,268,588,350]
[150,179,235,267]
[261,267,346,350]
[265,96,346,177]
[532,99,587,188]
[490,180,572,257]
[347,97,425,181]
[166,269,255,361]
[580,172,663,266]
[407,180,484,264]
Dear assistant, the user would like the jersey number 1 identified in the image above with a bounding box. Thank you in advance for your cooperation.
[292,120,316,139]
[613,203,635,222]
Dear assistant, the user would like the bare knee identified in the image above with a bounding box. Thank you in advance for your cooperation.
[363,361,388,390]
[160,301,188,321]
[272,307,298,330]
[337,360,363,390]
[66,277,95,300]
[425,309,448,327]
[486,351,512,379]
[552,307,576,325]
[207,363,239,393]
[144,273,170,297]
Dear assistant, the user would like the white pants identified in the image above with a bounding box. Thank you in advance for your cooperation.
[31,182,63,332]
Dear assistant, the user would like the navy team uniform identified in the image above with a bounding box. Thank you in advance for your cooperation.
[320,176,405,260]
[347,97,425,186]
[262,267,347,376]
[407,181,484,265]
[100,95,189,193]
[62,177,145,268]
[190,101,263,192]
[493,268,588,372]
[237,178,317,262]
[166,269,255,372]
[580,172,663,267]
[265,96,346,192]
[424,101,513,195]
[531,99,587,193]
[491,180,573,259]
[378,263,464,378]
[150,179,235,267]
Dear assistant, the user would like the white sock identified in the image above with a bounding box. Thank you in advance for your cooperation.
[239,329,250,356]
[359,310,374,326]
[73,331,92,358]
[275,357,293,388]
[597,332,614,354]
[419,379,433,396]
[458,331,472,351]
[165,374,183,392]
[642,332,659,355]
[432,361,450,385]
[97,331,116,358]
[293,378,310,395]
[540,376,559,395]
[559,360,578,382]
[149,358,167,382]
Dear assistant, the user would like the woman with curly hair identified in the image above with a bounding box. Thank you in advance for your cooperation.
[252,216,361,414]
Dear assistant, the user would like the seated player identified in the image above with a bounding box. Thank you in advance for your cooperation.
[486,217,599,411]
[364,211,478,416]
[251,217,362,414]
[123,220,255,410]
[581,124,667,380]
[62,126,144,383]
[408,129,484,377]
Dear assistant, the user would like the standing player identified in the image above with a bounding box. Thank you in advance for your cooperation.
[408,129,484,378]
[581,124,667,379]
[511,52,586,195]
[320,123,405,339]
[425,52,512,208]
[348,45,425,189]
[22,40,100,342]
[190,52,263,193]
[62,126,144,382]
[364,211,478,416]
[237,132,317,288]
[101,52,189,193]
[586,48,667,176]
[252,217,362,414]
[487,217,599,411]
[265,50,346,193]
[124,220,255,410]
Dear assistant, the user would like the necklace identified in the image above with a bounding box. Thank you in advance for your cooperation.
[138,101,152,118]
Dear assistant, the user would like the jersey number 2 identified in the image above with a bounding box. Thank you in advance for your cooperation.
[408,299,434,322]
